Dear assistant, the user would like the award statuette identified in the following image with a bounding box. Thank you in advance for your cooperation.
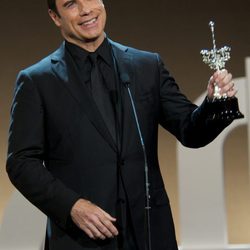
[200,21,244,120]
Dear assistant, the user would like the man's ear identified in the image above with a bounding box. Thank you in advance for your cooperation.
[48,9,61,27]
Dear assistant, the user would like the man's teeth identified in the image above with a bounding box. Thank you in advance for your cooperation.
[83,18,97,25]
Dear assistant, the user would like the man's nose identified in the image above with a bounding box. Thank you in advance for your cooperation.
[78,3,91,16]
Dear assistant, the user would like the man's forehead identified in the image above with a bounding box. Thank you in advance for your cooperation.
[56,0,104,3]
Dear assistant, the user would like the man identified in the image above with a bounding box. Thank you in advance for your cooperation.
[6,0,237,249]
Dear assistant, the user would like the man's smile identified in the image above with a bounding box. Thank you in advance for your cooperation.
[79,17,98,27]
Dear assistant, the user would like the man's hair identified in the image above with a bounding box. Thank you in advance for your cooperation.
[47,0,59,15]
[47,0,104,15]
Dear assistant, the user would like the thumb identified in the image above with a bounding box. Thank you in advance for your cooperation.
[207,75,215,98]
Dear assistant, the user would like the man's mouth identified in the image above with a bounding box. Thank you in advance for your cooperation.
[80,17,98,26]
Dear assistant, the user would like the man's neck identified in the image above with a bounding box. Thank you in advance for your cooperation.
[65,33,106,52]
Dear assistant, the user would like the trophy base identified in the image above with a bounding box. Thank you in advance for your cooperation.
[208,96,244,121]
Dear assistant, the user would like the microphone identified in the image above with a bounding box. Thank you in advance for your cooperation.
[121,73,152,250]
[120,73,130,87]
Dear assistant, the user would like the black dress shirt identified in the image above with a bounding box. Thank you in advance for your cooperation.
[65,38,118,144]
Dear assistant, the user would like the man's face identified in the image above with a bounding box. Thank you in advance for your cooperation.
[49,0,106,47]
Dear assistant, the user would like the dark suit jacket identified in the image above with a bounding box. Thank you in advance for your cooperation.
[6,39,232,250]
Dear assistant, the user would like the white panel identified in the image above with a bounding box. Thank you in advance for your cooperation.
[0,191,46,250]
[177,58,250,250]
[246,57,250,177]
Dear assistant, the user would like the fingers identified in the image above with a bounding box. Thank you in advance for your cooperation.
[208,69,237,98]
[84,220,107,240]
[227,87,238,97]
[81,225,96,239]
[99,208,117,222]
[93,217,116,239]
[85,210,118,240]
[100,215,119,236]
[70,199,119,241]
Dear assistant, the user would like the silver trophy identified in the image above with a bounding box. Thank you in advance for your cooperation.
[200,21,244,120]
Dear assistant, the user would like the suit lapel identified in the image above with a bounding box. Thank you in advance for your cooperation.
[51,43,117,152]
[110,40,137,156]
[110,40,135,97]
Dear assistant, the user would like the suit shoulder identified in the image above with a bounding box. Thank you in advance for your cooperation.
[22,55,53,78]
[125,45,160,66]
[128,46,158,58]
[111,40,159,61]
[127,46,160,68]
[19,45,63,79]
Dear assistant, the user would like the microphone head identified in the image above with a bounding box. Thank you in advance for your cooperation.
[120,73,130,86]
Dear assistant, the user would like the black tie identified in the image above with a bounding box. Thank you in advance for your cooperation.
[89,53,117,142]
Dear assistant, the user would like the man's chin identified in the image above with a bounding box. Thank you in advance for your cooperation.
[66,33,105,50]
[84,37,100,43]
[83,33,105,43]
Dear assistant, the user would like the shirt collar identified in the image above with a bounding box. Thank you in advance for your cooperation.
[65,38,113,67]
[95,38,113,66]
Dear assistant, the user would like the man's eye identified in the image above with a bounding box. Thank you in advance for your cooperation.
[64,1,76,8]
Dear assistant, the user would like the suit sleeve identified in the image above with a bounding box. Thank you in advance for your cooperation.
[6,71,81,229]
[156,54,233,148]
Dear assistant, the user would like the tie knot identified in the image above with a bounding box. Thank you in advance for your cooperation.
[89,53,98,65]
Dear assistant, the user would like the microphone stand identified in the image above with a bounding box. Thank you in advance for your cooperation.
[124,78,152,250]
